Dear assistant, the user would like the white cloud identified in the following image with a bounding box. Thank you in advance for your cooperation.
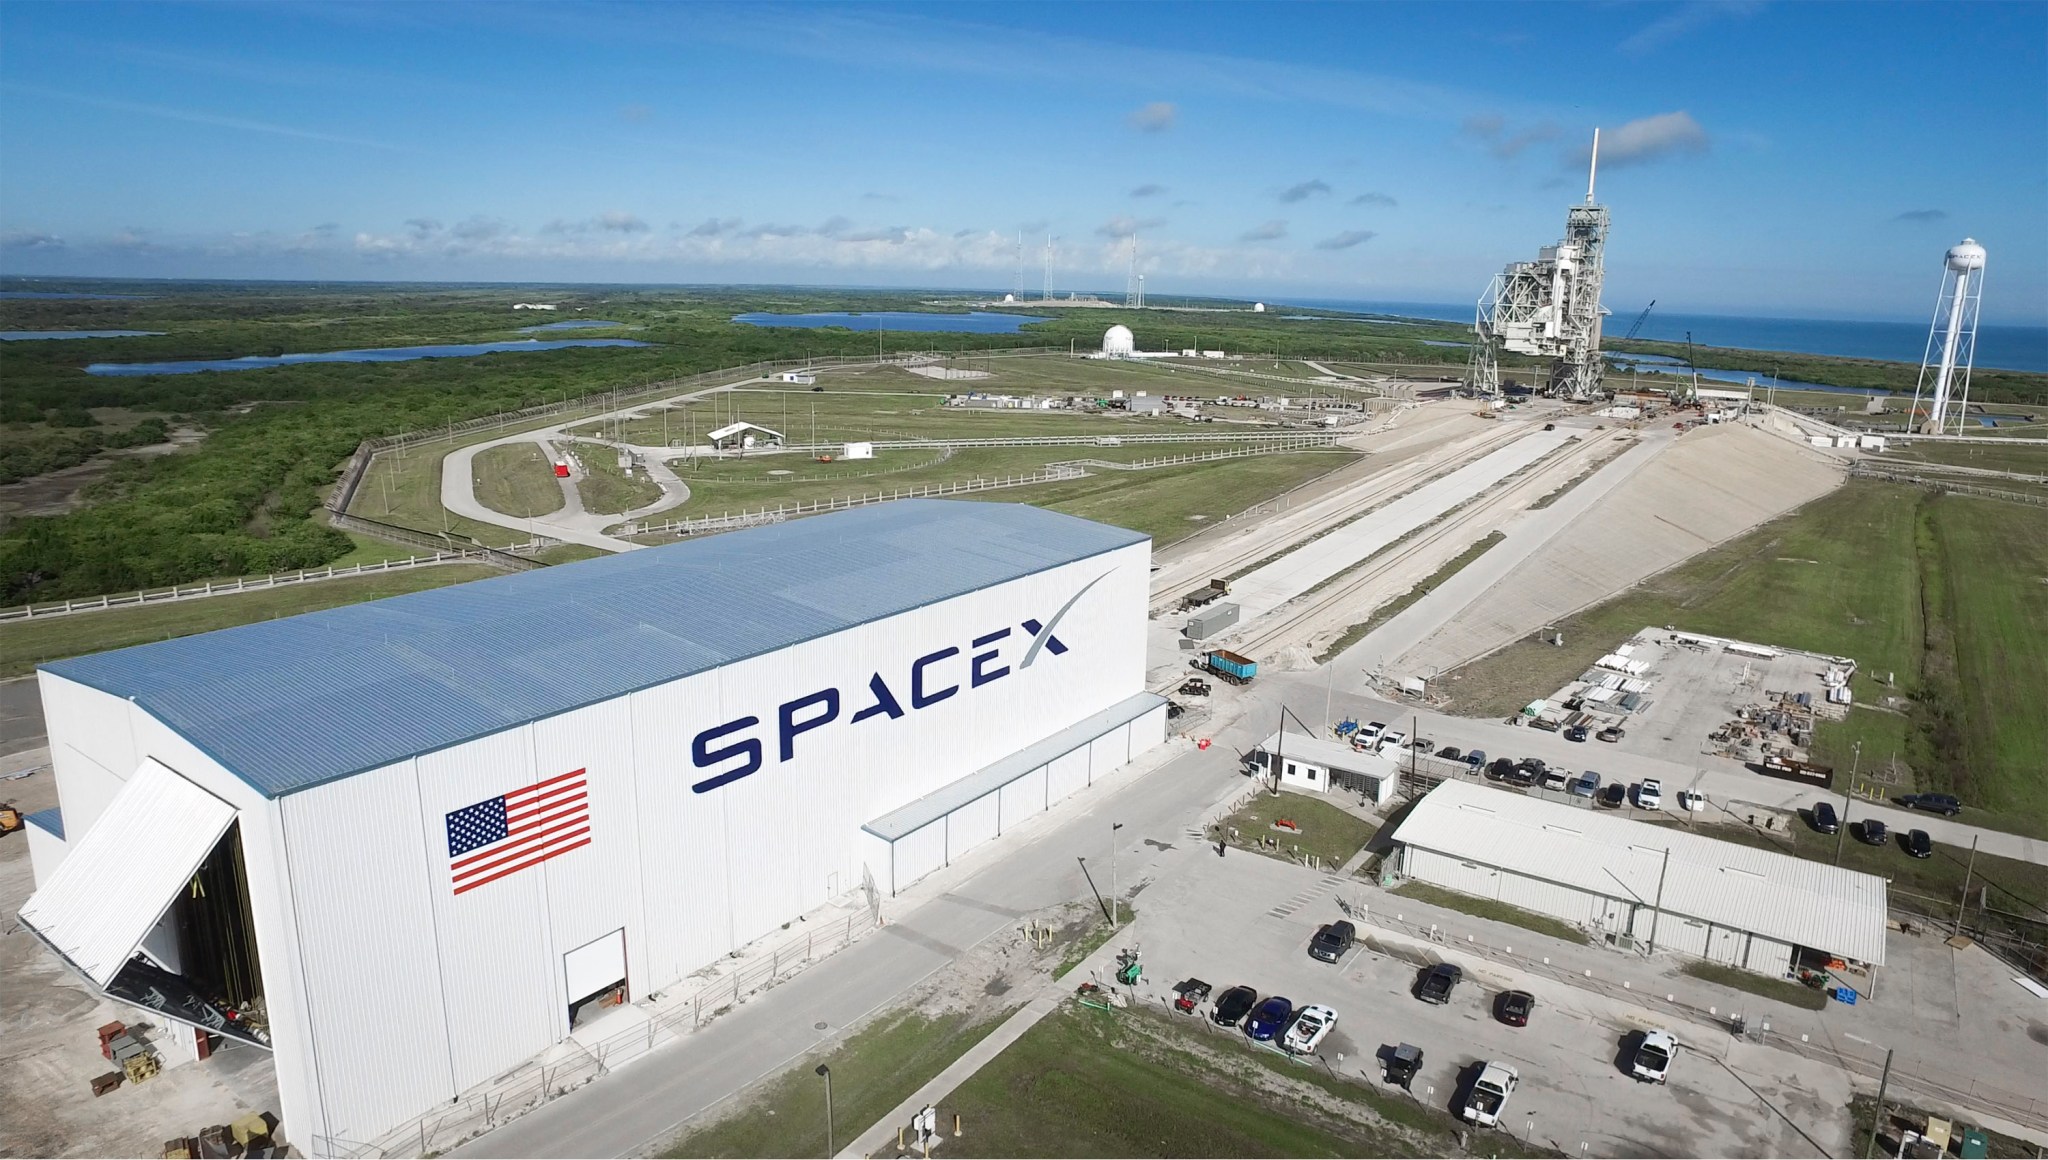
[1463,114,1560,159]
[1619,1,1766,56]
[1240,220,1288,242]
[1278,179,1331,203]
[1350,192,1397,207]
[1130,183,1167,198]
[1097,215,1167,239]
[1315,230,1376,251]
[0,230,65,250]
[1128,101,1177,132]
[1586,111,1709,167]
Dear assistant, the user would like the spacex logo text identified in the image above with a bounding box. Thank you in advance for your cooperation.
[689,574,1108,794]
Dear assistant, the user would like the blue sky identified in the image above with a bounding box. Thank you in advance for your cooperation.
[2,1,2042,322]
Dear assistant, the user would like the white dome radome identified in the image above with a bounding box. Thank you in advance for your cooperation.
[1103,325,1136,356]
[1946,238,1986,272]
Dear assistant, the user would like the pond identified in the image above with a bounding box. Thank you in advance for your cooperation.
[1,330,166,341]
[85,338,652,376]
[1605,352,1879,396]
[732,310,1051,334]
[517,320,625,332]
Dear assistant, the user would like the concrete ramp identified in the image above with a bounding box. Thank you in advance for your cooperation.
[1391,422,1845,678]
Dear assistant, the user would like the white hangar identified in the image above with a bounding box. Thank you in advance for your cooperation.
[18,500,1163,1154]
[1389,780,1887,981]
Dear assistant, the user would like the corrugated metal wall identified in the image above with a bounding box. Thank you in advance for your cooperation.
[1046,747,1090,804]
[38,674,139,841]
[1087,728,1129,780]
[889,821,947,893]
[281,762,457,1142]
[945,794,1000,861]
[264,541,1149,1146]
[998,768,1046,830]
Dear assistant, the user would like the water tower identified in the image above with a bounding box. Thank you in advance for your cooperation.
[1907,239,1987,435]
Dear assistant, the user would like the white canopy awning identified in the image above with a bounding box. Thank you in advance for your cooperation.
[18,759,237,986]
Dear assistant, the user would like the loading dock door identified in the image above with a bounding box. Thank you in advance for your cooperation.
[18,759,237,986]
[564,928,627,1005]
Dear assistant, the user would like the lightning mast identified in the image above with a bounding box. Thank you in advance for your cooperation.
[1467,128,1612,400]
[1042,234,1054,302]
[1124,233,1141,308]
[1907,239,1987,435]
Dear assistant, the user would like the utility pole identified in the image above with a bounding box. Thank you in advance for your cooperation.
[1864,1048,1894,1159]
[1835,742,1861,865]
[1955,836,1980,937]
[1646,847,1672,955]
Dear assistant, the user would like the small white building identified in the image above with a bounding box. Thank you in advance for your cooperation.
[706,421,784,451]
[1246,731,1400,806]
[779,372,818,385]
[841,441,875,460]
[1389,781,1887,981]
[511,303,558,311]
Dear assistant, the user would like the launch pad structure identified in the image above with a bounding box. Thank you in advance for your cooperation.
[1468,130,1612,401]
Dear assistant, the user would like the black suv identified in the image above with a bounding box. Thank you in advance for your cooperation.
[1899,793,1962,817]
[1310,920,1357,963]
[1810,801,1840,834]
[1212,985,1258,1027]
[1416,963,1462,1004]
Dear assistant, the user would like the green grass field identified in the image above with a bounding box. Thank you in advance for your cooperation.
[945,1005,1546,1159]
[573,446,663,514]
[473,441,565,518]
[1680,961,1828,1010]
[1392,881,1592,945]
[1020,450,1359,547]
[1218,789,1375,868]
[1,564,498,675]
[1439,481,2048,838]
[657,1007,1016,1159]
[1886,441,2048,475]
[353,434,533,547]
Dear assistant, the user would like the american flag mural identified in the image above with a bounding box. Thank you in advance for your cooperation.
[445,769,591,895]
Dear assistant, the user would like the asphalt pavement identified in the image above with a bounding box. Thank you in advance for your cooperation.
[0,676,45,755]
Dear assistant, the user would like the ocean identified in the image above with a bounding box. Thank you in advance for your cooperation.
[1280,298,2048,374]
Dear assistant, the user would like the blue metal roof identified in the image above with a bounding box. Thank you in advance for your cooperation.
[42,500,1148,799]
[25,807,62,840]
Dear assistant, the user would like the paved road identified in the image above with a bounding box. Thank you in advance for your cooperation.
[0,676,45,755]
[1334,427,1670,680]
[451,740,1246,1158]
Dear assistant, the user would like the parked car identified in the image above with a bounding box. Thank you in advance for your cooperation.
[1677,789,1707,812]
[1283,1004,1338,1055]
[1416,963,1462,1004]
[1496,990,1535,1027]
[1569,770,1601,798]
[1437,746,1463,762]
[1410,736,1436,752]
[1565,725,1589,742]
[1247,996,1294,1040]
[1461,1062,1520,1126]
[1899,793,1962,817]
[1597,726,1625,743]
[1905,829,1934,859]
[1212,985,1258,1028]
[1309,920,1356,963]
[1376,730,1409,756]
[1635,778,1663,810]
[1857,819,1889,846]
[1486,757,1516,781]
[1465,748,1488,768]
[1517,757,1549,774]
[1600,783,1628,808]
[1810,801,1840,834]
[1540,770,1570,793]
[1630,1030,1676,1083]
[1358,721,1387,745]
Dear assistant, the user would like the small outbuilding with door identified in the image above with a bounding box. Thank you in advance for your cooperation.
[1247,731,1401,806]
[1388,781,1887,985]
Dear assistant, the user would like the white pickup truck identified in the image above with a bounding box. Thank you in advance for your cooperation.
[1461,1062,1520,1127]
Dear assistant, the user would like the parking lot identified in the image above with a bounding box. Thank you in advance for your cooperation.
[1117,837,1854,1158]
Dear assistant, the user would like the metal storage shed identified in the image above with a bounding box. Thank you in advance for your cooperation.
[1390,781,1887,976]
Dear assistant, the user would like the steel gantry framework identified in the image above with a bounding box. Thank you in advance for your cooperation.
[1468,130,1612,401]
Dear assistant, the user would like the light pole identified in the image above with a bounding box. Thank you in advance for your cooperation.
[1835,742,1861,865]
[1110,822,1125,929]
[815,1064,834,1157]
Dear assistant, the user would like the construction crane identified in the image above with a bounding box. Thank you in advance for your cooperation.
[1623,299,1657,342]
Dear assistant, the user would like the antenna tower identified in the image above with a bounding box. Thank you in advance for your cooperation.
[1467,128,1612,400]
[1042,234,1054,302]
[1012,233,1023,300]
[1907,239,1987,435]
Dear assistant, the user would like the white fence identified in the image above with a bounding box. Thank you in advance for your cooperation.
[778,430,1342,453]
[0,550,525,622]
[314,913,878,1159]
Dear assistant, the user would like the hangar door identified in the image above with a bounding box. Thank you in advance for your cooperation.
[18,759,237,986]
[565,928,627,1026]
